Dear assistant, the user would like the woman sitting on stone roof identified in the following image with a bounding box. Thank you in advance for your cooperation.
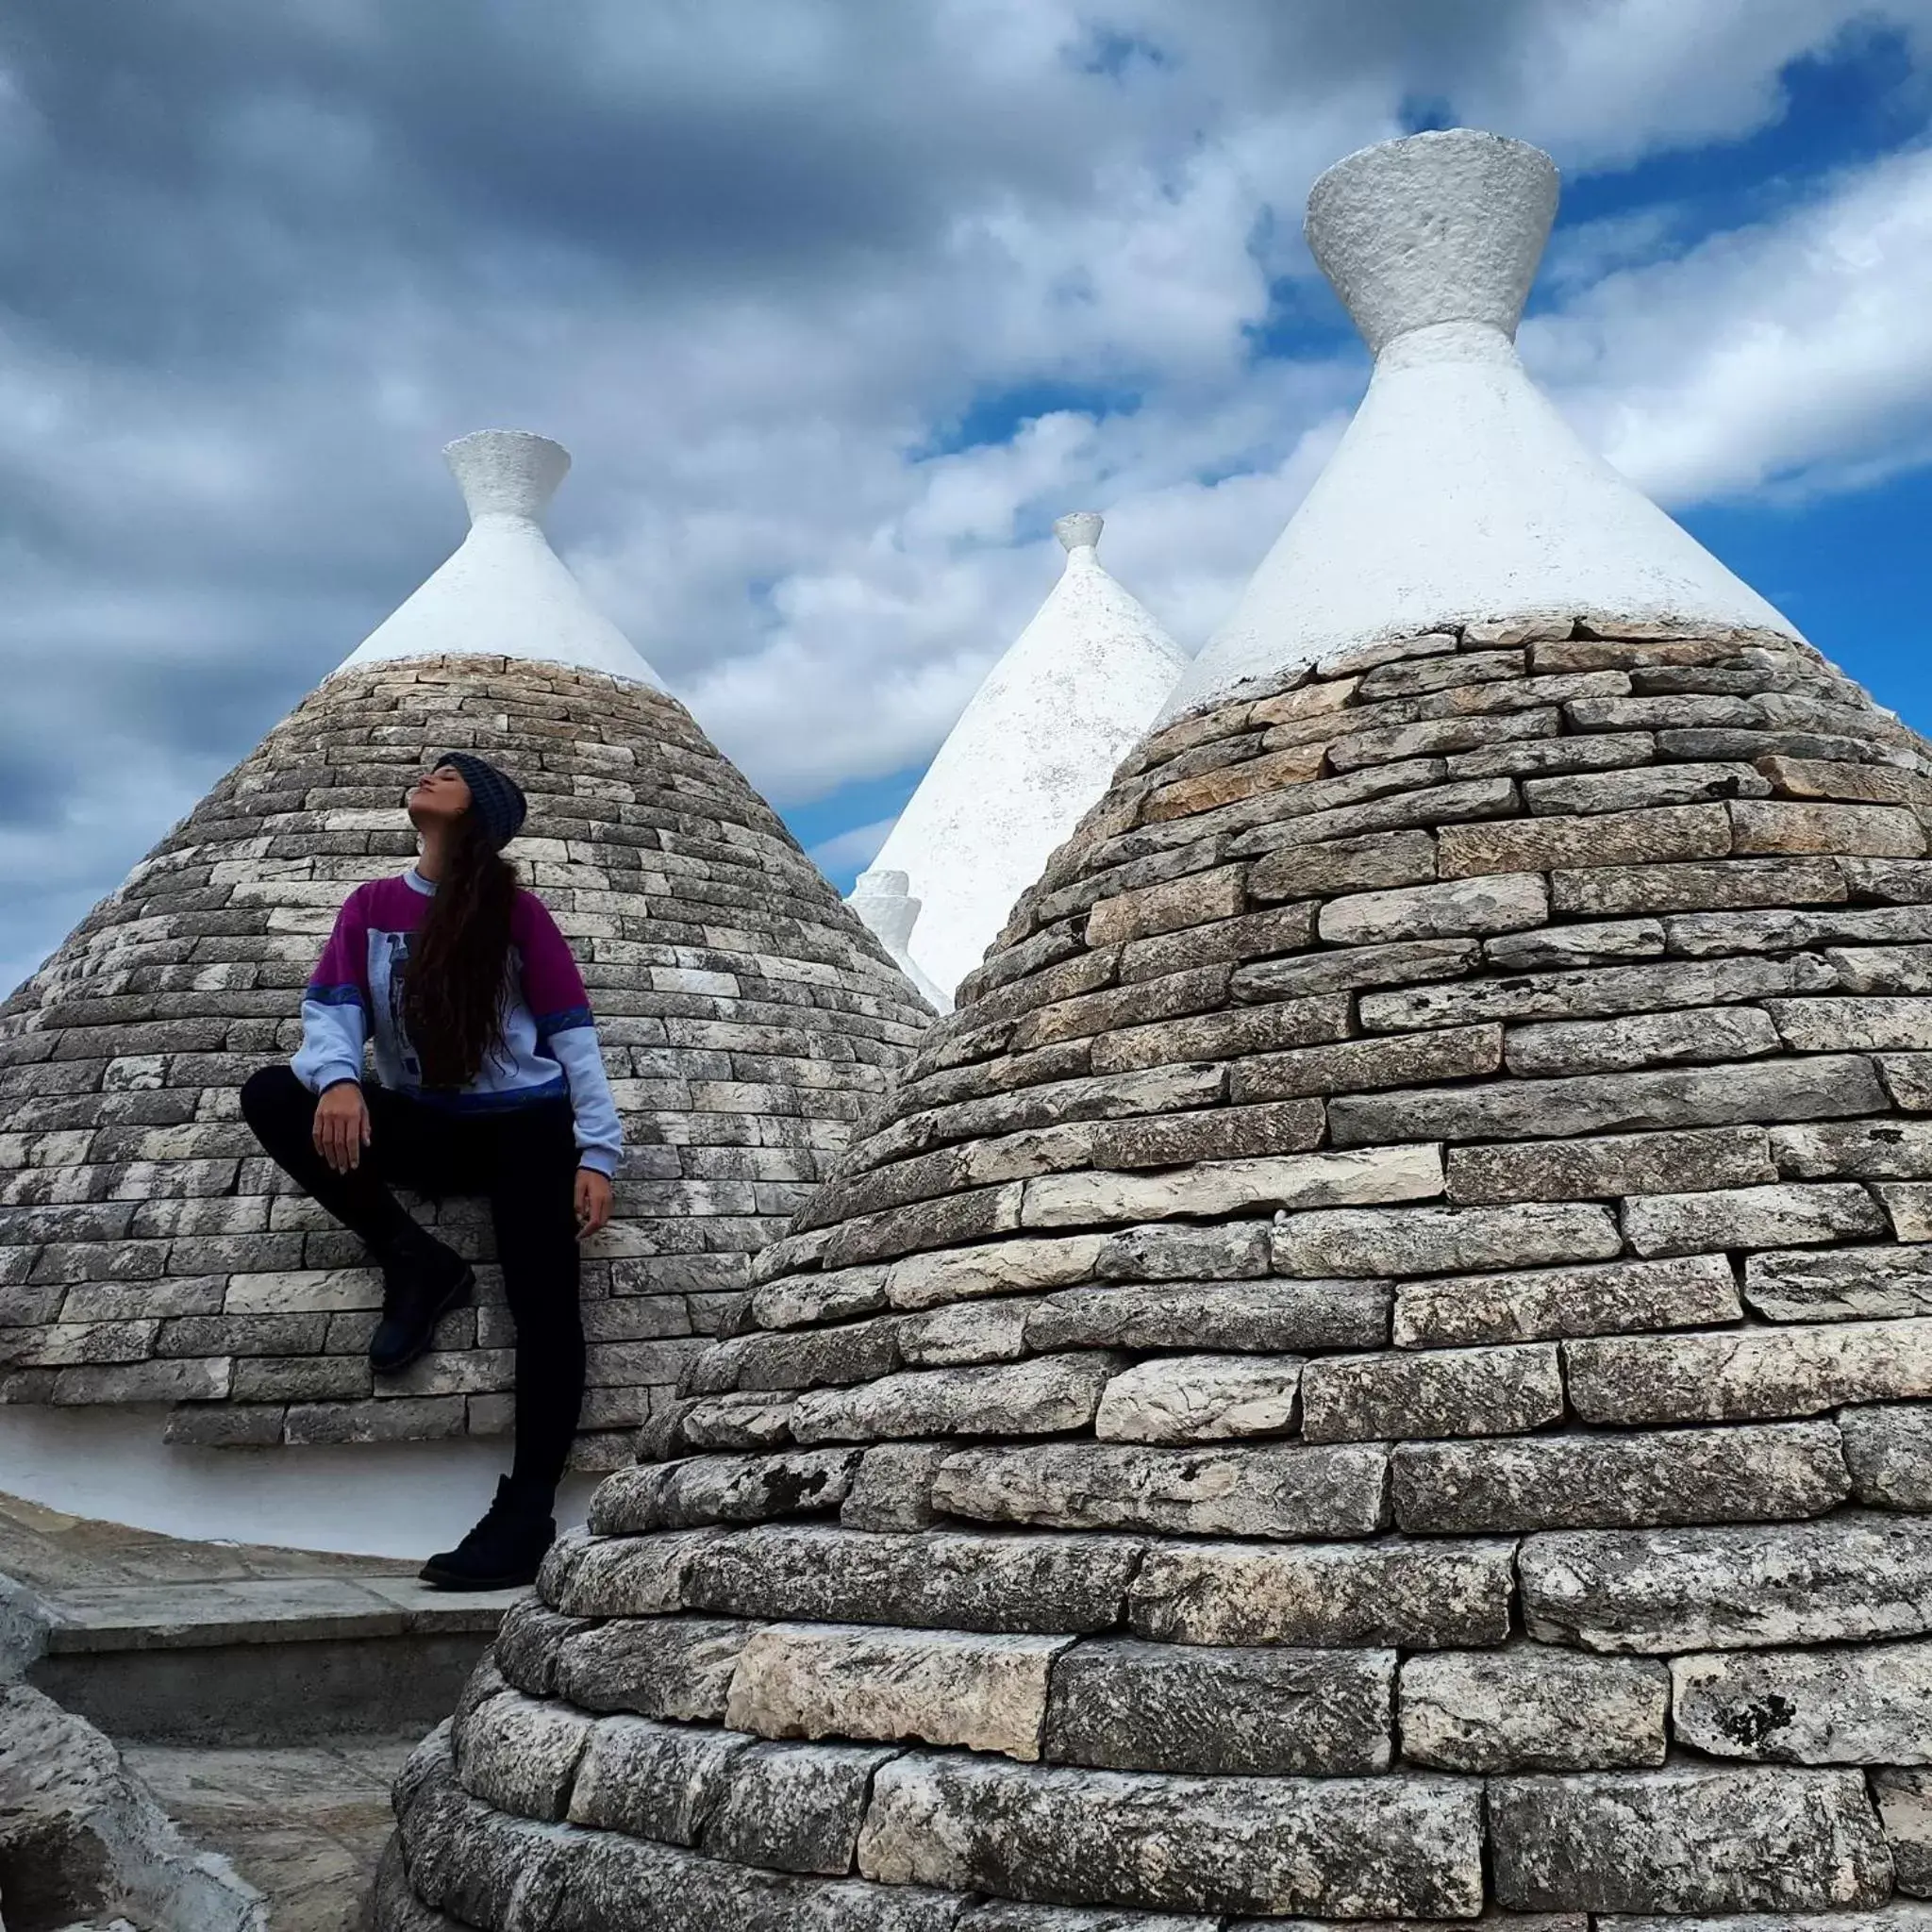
[239,751,620,1590]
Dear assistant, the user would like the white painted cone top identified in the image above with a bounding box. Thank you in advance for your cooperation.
[1162,128,1801,719]
[339,429,665,687]
[845,869,949,1011]
[857,512,1189,1002]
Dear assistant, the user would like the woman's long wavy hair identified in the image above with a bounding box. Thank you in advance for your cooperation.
[401,811,518,1089]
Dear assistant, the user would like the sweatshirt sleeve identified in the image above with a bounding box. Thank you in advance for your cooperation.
[292,887,372,1094]
[515,891,624,1177]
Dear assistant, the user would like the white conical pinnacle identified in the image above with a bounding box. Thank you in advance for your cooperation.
[847,870,950,1011]
[1159,126,1800,719]
[1055,511,1105,554]
[1306,129,1557,354]
[443,429,572,523]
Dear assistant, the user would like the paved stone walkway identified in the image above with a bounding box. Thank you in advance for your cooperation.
[125,1740,416,1932]
[1,1492,506,1928]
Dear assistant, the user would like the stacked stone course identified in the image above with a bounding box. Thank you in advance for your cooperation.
[0,655,930,1460]
[378,613,1932,1924]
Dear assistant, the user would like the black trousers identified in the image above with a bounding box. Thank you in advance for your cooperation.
[240,1065,586,1494]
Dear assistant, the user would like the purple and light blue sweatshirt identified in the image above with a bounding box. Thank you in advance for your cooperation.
[292,869,623,1177]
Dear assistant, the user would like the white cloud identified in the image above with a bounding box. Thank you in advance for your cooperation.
[808,815,900,881]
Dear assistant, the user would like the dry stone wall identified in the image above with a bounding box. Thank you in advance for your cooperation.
[383,618,1932,1925]
[0,656,929,1462]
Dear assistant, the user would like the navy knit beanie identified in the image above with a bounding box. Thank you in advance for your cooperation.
[435,752,528,851]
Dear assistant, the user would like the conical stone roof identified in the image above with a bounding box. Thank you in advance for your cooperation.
[0,431,930,1472]
[855,511,1188,1007]
[380,142,1932,1926]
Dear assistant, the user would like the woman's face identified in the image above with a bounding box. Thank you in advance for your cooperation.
[406,763,474,828]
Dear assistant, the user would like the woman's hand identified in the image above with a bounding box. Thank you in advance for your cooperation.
[575,1168,614,1239]
[313,1081,371,1174]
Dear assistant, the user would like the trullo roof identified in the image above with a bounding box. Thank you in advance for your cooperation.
[377,135,1932,1928]
[0,430,930,1475]
[853,511,1187,1006]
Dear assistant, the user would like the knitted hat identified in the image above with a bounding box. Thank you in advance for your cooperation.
[434,751,528,850]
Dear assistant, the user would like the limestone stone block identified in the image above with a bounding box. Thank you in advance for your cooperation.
[699,1738,901,1876]
[791,1353,1120,1444]
[679,1392,798,1449]
[1044,1638,1394,1775]
[1505,1004,1779,1076]
[898,1298,1038,1367]
[857,1752,1485,1919]
[841,1441,955,1530]
[1488,1767,1892,1913]
[1091,1099,1324,1169]
[1095,1222,1269,1280]
[1447,1128,1774,1205]
[1731,798,1924,857]
[1772,997,1932,1051]
[1120,904,1321,984]
[1623,1182,1888,1257]
[542,1528,720,1616]
[553,1615,754,1722]
[1824,943,1932,994]
[1093,1355,1302,1443]
[1229,1024,1502,1104]
[587,1453,859,1535]
[1886,1056,1932,1110]
[1883,1185,1932,1241]
[683,1524,1143,1634]
[751,1261,891,1331]
[1566,1319,1932,1425]
[1129,1537,1515,1648]
[492,1598,591,1696]
[1439,803,1732,879]
[932,1441,1390,1539]
[1086,864,1247,948]
[964,1907,1222,1932]
[1090,991,1353,1075]
[1231,936,1481,1002]
[1018,1145,1444,1230]
[725,1621,1071,1760]
[1393,1422,1847,1533]
[1399,1647,1668,1771]
[1030,1278,1391,1355]
[1775,1120,1932,1179]
[566,1712,746,1841]
[1274,1202,1619,1278]
[1318,873,1549,946]
[1357,954,1807,1033]
[728,1316,901,1391]
[1842,1404,1932,1507]
[1520,1515,1932,1653]
[1302,1341,1560,1441]
[1525,762,1770,815]
[1487,914,1666,970]
[1551,857,1846,918]
[1674,1639,1932,1764]
[1249,826,1438,900]
[1876,1768,1932,1895]
[1747,1244,1932,1322]
[1335,1055,1885,1148]
[1393,1254,1742,1348]
[453,1690,593,1822]
[885,1235,1108,1310]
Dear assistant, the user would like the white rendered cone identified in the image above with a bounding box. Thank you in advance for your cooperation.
[341,429,664,687]
[1162,129,1801,719]
[855,511,1188,1001]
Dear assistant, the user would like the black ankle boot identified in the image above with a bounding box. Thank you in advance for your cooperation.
[420,1477,556,1591]
[369,1224,475,1375]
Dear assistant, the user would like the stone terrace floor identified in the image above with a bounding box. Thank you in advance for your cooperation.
[0,1491,472,1930]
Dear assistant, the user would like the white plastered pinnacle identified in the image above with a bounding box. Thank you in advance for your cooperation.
[1161,128,1801,720]
[845,869,949,1011]
[337,430,665,687]
[854,512,1188,1003]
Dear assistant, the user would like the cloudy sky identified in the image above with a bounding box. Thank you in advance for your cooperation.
[5,1,1932,992]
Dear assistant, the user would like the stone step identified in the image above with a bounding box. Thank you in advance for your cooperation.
[9,1570,520,1747]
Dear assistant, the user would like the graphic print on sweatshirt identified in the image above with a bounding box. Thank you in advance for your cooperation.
[292,869,623,1174]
